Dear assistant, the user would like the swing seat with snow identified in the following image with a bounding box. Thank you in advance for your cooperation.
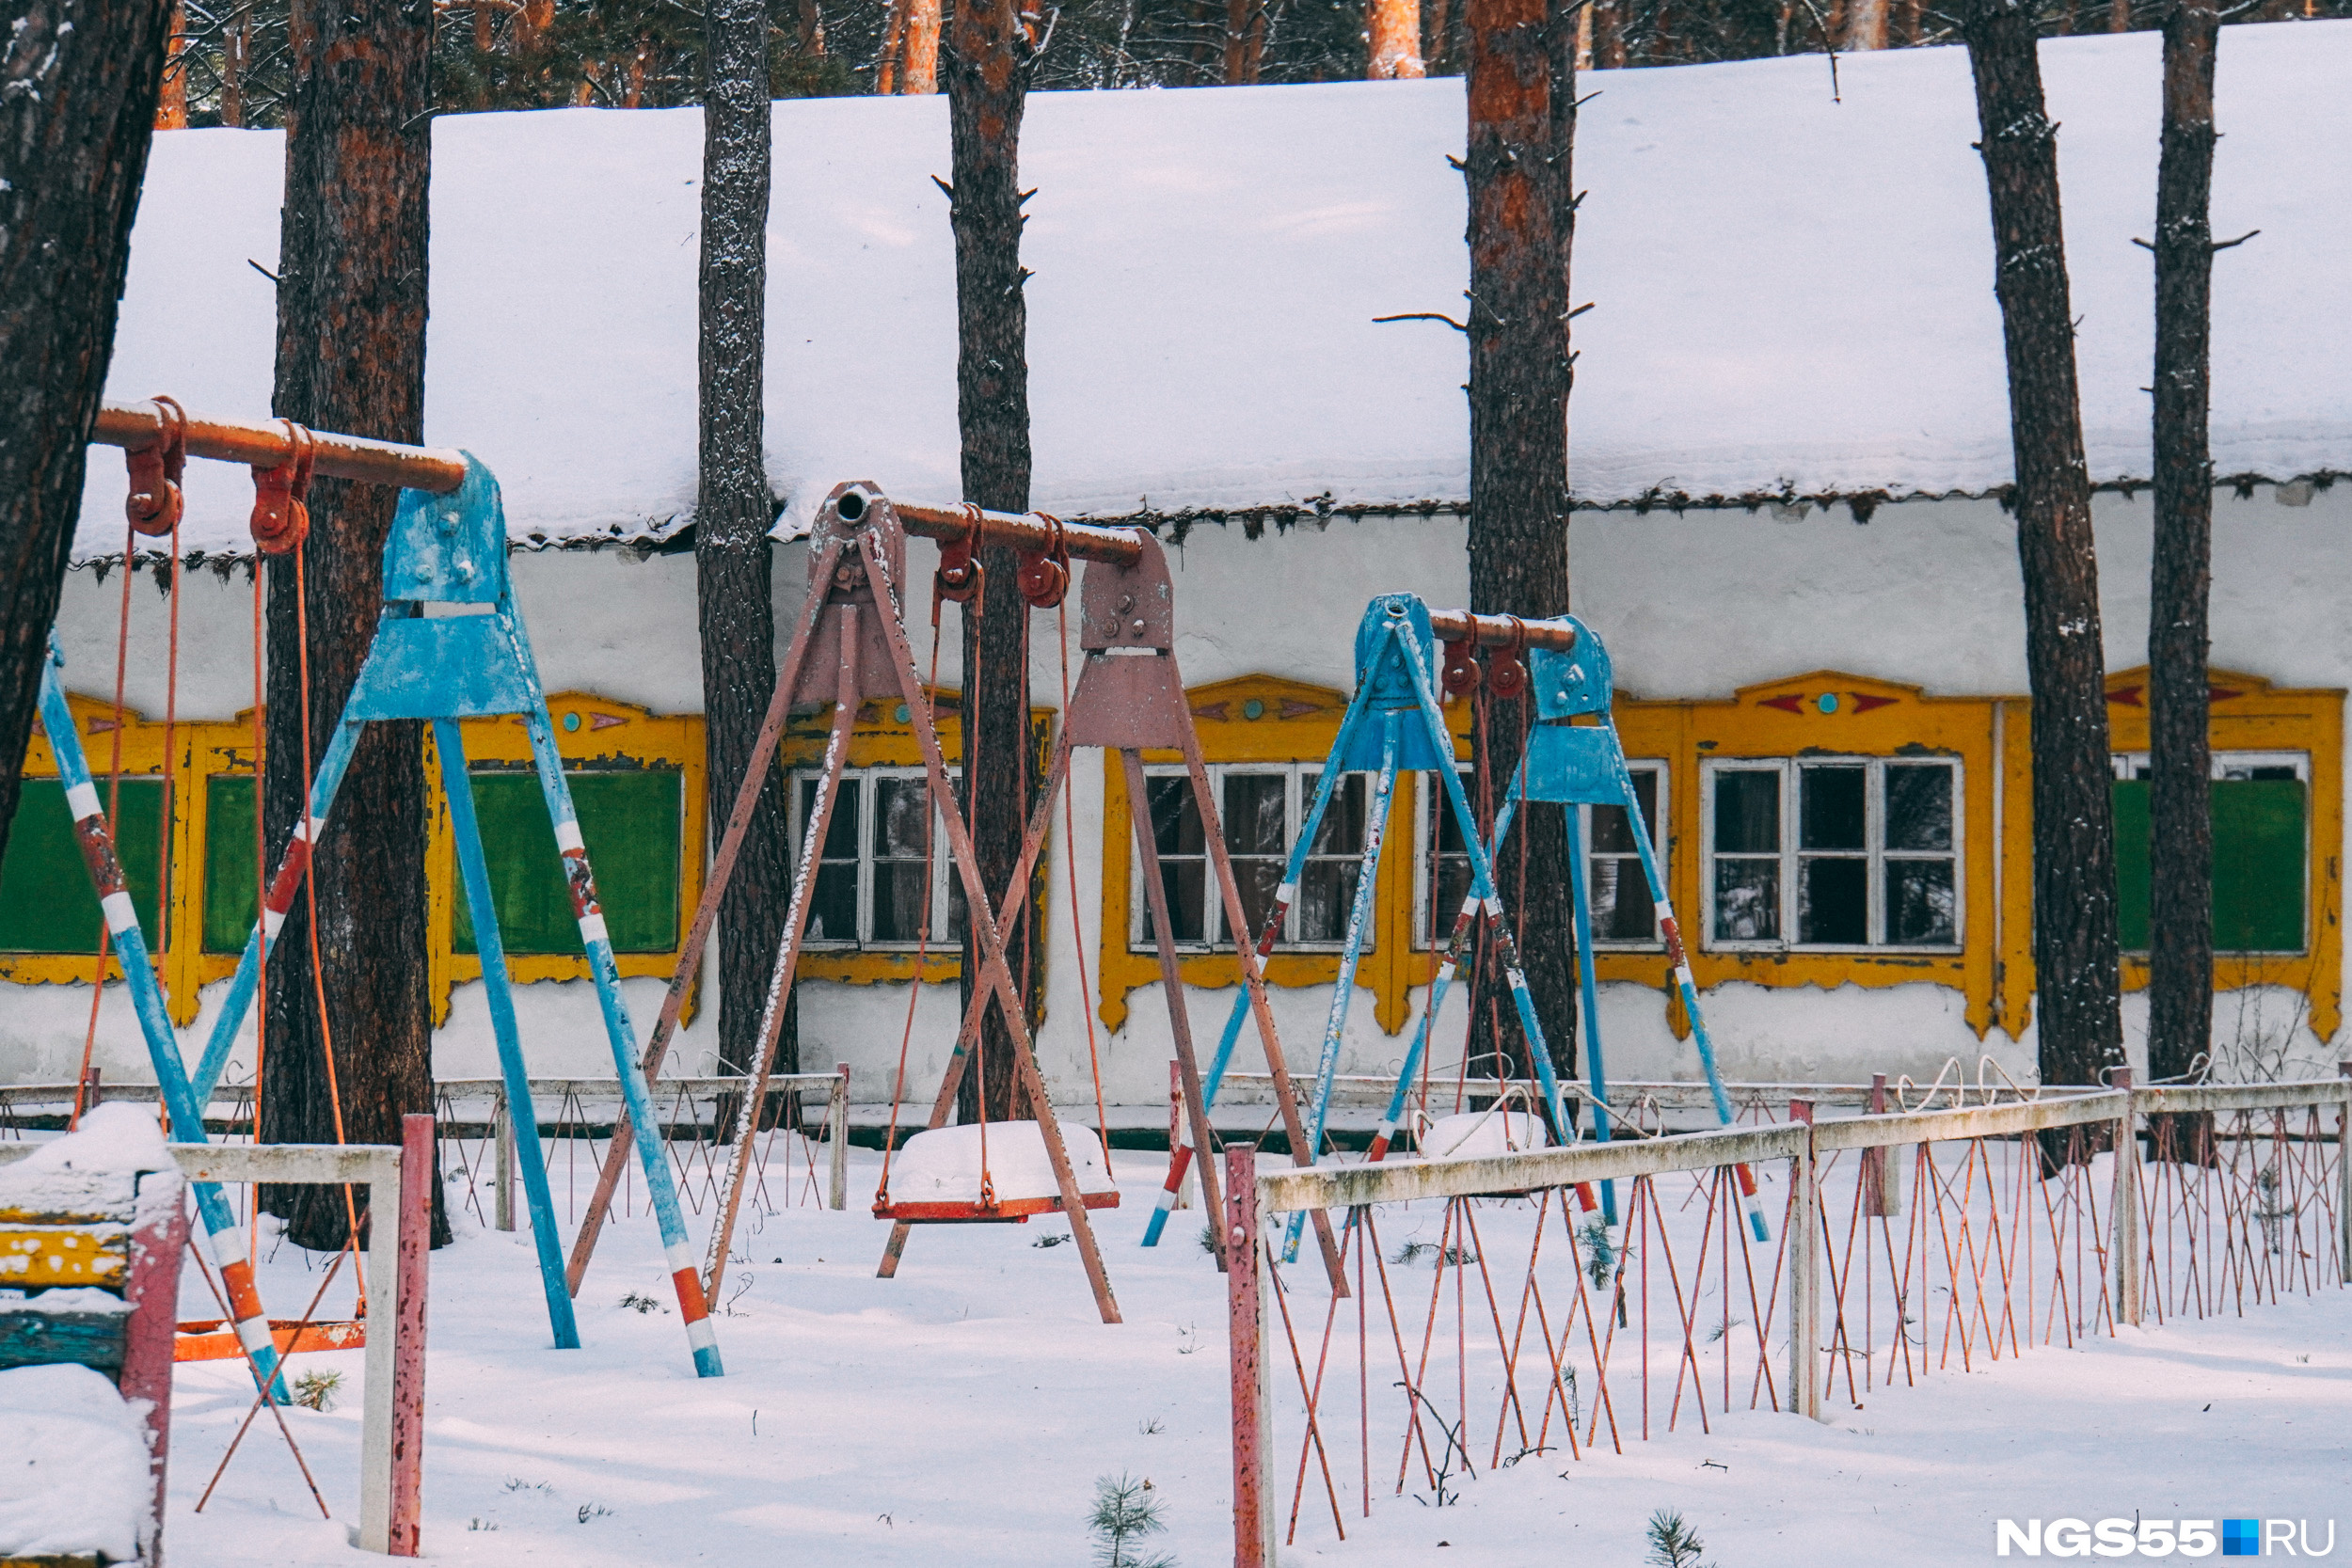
[878,1122,1122,1224]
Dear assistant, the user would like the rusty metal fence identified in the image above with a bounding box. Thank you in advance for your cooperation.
[1222,1069,2352,1563]
[0,1069,852,1237]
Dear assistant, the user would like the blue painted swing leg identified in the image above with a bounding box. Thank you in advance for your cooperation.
[432,721,580,1349]
[1280,710,1402,1263]
[510,641,723,1377]
[38,644,289,1402]
[1562,798,1620,1225]
[1140,690,1373,1248]
[1400,637,1573,1152]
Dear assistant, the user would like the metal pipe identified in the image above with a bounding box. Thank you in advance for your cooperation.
[1425,607,1578,651]
[93,399,469,495]
[887,497,1146,565]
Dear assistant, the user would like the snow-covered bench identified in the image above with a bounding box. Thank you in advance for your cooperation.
[0,1106,190,1567]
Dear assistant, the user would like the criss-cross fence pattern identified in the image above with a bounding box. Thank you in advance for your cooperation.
[1224,1069,2352,1563]
[0,1069,850,1238]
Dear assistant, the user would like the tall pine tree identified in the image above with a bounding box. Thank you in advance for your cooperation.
[260,0,442,1245]
[1462,0,1581,1105]
[945,0,1040,1126]
[1960,0,2126,1107]
[698,0,794,1097]
[0,0,173,864]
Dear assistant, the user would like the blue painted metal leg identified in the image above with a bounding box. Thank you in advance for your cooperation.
[432,721,581,1349]
[1142,694,1372,1248]
[513,640,723,1376]
[1564,803,1619,1224]
[1621,757,1767,1241]
[39,643,289,1402]
[1281,709,1401,1263]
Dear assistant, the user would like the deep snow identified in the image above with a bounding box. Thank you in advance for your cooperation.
[151,1144,2350,1566]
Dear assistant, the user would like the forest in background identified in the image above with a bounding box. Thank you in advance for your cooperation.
[158,0,2348,127]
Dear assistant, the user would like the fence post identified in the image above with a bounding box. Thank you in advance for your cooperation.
[2338,1063,2350,1287]
[830,1063,851,1212]
[1172,1060,1192,1210]
[2108,1069,2141,1329]
[494,1087,516,1232]
[1226,1143,1272,1567]
[1787,1099,1820,1420]
[1862,1072,1902,1217]
[359,1149,402,1552]
[389,1113,434,1556]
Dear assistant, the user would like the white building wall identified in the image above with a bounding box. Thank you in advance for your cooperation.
[13,481,2347,1100]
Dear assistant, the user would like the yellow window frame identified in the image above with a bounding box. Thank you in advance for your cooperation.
[2102,665,2344,1041]
[2,693,205,1019]
[423,692,707,1027]
[1098,673,1472,1037]
[1613,671,2011,1037]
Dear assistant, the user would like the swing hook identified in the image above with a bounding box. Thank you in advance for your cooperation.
[124,396,188,537]
[1016,514,1071,610]
[249,420,316,555]
[932,502,984,614]
[1486,616,1530,700]
[1440,636,1481,697]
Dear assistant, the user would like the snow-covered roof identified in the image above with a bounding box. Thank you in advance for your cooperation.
[83,20,2352,557]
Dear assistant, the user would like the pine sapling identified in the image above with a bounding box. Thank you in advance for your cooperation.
[1089,1473,1177,1568]
[1645,1508,1714,1568]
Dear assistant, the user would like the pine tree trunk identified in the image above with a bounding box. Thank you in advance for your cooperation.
[0,0,170,866]
[1960,0,2125,1105]
[2148,0,2219,1148]
[1462,0,1580,1103]
[945,0,1037,1125]
[699,0,794,1096]
[1369,0,1426,76]
[260,0,442,1248]
[901,0,941,92]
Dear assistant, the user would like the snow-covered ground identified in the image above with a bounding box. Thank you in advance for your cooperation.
[153,1144,2347,1566]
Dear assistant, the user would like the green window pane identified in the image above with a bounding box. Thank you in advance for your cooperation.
[453,770,681,957]
[2111,776,2305,954]
[203,775,260,953]
[0,779,167,954]
[2212,779,2303,952]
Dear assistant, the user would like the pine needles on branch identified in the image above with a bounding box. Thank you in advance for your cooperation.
[1645,1508,1716,1568]
[1089,1474,1177,1568]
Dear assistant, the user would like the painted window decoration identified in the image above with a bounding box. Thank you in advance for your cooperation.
[1703,757,1961,950]
[1416,764,1668,948]
[2110,751,2307,954]
[1131,765,1370,951]
[0,779,168,954]
[450,768,685,955]
[790,766,967,949]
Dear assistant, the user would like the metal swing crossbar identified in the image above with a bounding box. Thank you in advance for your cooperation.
[84,400,724,1378]
[559,484,1349,1327]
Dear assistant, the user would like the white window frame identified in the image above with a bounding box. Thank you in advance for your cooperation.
[1698,754,1964,954]
[1128,762,1373,954]
[1411,762,1670,951]
[787,764,961,950]
[2111,749,2310,785]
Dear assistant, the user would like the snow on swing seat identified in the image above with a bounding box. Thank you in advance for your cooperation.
[1415,1109,1551,1162]
[882,1122,1122,1223]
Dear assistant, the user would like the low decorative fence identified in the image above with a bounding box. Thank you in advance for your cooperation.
[0,1069,853,1238]
[1220,1069,2352,1566]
